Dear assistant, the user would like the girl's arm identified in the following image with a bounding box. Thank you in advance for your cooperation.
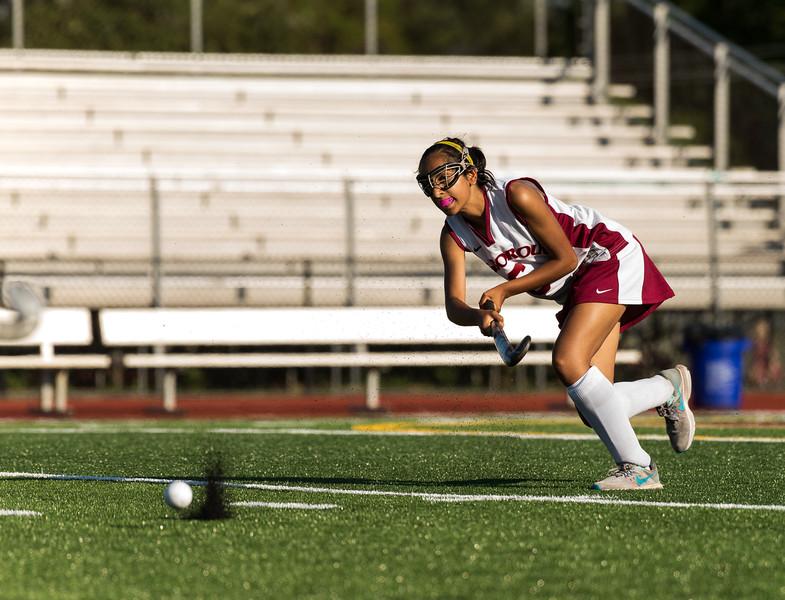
[440,225,503,333]
[479,180,578,310]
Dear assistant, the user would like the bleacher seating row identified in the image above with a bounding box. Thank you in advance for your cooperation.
[0,49,782,309]
[0,50,704,170]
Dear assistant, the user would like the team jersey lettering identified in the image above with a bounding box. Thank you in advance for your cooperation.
[492,244,543,268]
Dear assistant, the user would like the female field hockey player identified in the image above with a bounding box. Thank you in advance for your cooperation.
[417,137,695,490]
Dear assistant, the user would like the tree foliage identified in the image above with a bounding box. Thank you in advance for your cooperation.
[0,0,781,67]
[672,0,785,68]
[24,0,191,51]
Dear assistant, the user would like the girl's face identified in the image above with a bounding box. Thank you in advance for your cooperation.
[420,152,477,216]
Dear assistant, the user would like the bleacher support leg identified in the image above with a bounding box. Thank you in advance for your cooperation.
[54,370,69,414]
[40,371,54,413]
[163,369,178,412]
[365,368,380,411]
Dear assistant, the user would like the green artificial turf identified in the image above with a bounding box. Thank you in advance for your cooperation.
[0,416,784,599]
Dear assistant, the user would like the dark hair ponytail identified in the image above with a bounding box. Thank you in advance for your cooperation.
[465,144,496,190]
[417,137,496,190]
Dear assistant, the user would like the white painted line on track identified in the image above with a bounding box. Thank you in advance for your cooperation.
[232,501,339,510]
[0,509,41,517]
[2,426,785,444]
[1,471,785,513]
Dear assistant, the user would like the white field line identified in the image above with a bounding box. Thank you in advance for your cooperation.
[232,501,339,510]
[0,509,41,516]
[424,495,785,511]
[1,426,785,444]
[1,471,785,513]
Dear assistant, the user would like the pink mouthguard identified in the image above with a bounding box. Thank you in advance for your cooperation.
[438,197,454,208]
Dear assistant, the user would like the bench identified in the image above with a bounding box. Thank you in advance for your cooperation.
[0,308,111,413]
[98,307,642,412]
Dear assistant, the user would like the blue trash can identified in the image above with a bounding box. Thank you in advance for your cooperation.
[688,337,750,409]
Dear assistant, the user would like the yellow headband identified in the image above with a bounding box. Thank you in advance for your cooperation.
[435,140,474,166]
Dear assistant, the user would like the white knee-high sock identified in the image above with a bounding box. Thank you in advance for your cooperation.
[614,375,673,418]
[566,366,651,467]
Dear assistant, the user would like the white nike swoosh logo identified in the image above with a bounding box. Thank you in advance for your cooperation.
[596,288,613,294]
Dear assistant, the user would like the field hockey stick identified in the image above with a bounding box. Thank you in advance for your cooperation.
[0,280,44,340]
[482,299,531,367]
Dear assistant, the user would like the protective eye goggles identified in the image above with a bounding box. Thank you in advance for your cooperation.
[416,161,469,197]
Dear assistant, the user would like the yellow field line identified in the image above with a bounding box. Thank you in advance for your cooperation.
[351,421,785,442]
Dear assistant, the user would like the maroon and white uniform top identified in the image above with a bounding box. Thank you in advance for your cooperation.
[445,177,674,322]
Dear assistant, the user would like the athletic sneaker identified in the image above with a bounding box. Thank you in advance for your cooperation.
[656,364,696,453]
[592,462,663,491]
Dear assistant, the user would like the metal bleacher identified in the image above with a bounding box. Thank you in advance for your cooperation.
[0,49,783,310]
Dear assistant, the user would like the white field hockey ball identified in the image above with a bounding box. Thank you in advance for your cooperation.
[164,480,193,509]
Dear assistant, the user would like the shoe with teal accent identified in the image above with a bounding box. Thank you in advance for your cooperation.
[592,462,663,491]
[656,364,695,453]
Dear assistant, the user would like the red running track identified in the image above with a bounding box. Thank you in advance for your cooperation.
[0,391,782,419]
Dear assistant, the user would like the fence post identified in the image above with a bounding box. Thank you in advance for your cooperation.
[534,0,548,59]
[149,177,165,393]
[654,2,670,145]
[303,259,313,307]
[149,177,162,308]
[714,43,730,171]
[190,0,203,53]
[343,179,356,307]
[705,177,721,323]
[365,0,378,55]
[12,0,23,49]
[593,0,610,103]
[779,82,785,172]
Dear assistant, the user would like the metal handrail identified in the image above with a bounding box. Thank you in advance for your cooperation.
[612,0,785,171]
[626,0,784,96]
